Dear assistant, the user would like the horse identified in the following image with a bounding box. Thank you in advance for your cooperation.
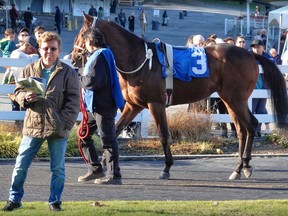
[71,13,288,180]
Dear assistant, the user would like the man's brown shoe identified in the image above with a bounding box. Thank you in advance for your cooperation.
[78,170,105,182]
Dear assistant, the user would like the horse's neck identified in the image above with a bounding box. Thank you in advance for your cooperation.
[107,34,145,63]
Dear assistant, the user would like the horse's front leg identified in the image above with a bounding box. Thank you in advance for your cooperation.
[116,103,143,137]
[148,103,173,180]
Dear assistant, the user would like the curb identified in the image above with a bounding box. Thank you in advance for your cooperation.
[1,153,288,163]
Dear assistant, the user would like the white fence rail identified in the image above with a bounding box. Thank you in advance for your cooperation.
[0,58,288,138]
[224,16,268,38]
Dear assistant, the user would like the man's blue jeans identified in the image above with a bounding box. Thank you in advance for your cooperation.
[8,135,67,204]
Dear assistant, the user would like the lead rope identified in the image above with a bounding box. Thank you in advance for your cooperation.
[76,16,97,164]
[77,88,89,163]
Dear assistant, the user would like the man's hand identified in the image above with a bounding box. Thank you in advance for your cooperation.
[25,92,39,103]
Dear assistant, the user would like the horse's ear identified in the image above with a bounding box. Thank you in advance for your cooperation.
[83,11,93,22]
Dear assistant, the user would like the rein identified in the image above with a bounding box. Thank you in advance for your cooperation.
[116,43,153,74]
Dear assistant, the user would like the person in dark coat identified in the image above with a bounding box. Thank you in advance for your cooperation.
[55,6,61,35]
[128,12,135,32]
[118,9,126,28]
[23,7,33,33]
[88,5,97,17]
[9,4,19,32]
[77,28,124,185]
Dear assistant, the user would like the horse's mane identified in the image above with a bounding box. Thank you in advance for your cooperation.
[99,19,147,44]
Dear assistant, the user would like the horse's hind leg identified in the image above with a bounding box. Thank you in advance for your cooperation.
[116,103,143,137]
[148,103,173,179]
[224,102,258,180]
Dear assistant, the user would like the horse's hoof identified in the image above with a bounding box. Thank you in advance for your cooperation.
[158,171,170,180]
[243,167,253,178]
[229,171,241,180]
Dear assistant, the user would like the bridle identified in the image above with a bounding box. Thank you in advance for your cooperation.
[72,16,153,73]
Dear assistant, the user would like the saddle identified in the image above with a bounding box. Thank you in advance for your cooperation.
[156,41,210,107]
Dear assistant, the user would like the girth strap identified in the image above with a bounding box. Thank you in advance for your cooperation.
[164,43,174,107]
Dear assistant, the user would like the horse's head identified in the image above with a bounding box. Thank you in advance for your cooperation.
[71,13,94,68]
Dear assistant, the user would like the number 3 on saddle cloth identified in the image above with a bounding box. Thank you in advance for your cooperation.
[155,43,210,81]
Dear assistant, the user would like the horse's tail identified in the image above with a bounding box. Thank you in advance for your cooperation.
[253,53,288,127]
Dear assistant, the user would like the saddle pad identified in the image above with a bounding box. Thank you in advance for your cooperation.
[155,43,209,82]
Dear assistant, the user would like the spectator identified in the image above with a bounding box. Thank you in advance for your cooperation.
[23,7,33,33]
[254,30,262,41]
[235,36,246,48]
[1,28,17,102]
[118,9,126,28]
[250,39,273,137]
[0,28,17,58]
[162,10,169,26]
[260,29,267,46]
[128,12,135,32]
[88,4,97,17]
[138,9,148,37]
[194,34,205,46]
[55,6,61,35]
[1,31,80,212]
[5,36,38,114]
[17,27,30,48]
[4,36,37,84]
[186,35,194,47]
[98,7,104,19]
[215,38,224,44]
[33,26,45,51]
[269,48,282,65]
[110,0,117,13]
[33,26,45,41]
[9,3,19,32]
[224,37,235,45]
[255,5,260,17]
[77,28,124,185]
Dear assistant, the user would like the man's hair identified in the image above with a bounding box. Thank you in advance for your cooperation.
[224,37,235,43]
[34,26,45,33]
[4,28,15,36]
[235,35,245,42]
[38,31,62,50]
[82,28,106,47]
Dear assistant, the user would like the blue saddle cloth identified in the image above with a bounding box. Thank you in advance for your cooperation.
[155,43,209,82]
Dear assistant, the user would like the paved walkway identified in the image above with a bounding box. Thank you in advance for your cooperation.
[1,156,288,202]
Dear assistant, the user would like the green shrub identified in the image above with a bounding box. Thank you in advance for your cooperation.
[0,122,101,158]
[265,130,288,148]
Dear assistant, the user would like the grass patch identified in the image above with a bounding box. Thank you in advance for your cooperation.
[0,122,102,159]
[0,200,288,216]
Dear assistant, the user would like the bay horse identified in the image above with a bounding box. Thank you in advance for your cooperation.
[71,13,288,180]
